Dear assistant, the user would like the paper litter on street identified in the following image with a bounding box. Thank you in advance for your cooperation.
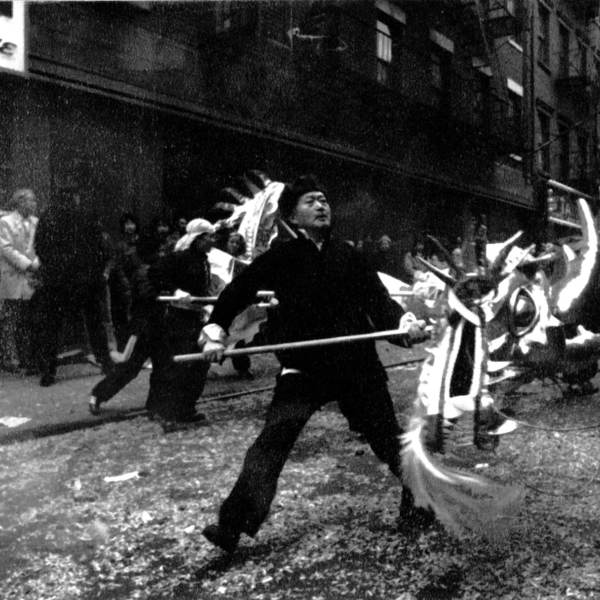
[0,416,31,428]
[103,471,141,483]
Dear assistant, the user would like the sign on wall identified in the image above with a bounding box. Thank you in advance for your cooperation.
[0,1,26,74]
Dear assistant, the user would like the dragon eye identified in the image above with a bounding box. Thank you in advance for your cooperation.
[508,287,539,337]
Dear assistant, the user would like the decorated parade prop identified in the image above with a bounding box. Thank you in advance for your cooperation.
[401,195,600,538]
[180,170,600,538]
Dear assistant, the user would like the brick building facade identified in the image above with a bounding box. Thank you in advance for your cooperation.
[0,1,598,254]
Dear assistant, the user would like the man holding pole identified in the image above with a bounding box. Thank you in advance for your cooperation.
[199,174,431,553]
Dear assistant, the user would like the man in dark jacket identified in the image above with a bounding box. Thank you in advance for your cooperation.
[88,218,216,430]
[200,175,431,553]
[33,186,113,386]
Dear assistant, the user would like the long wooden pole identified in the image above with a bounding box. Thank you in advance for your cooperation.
[173,328,430,363]
[158,291,413,303]
[158,290,277,303]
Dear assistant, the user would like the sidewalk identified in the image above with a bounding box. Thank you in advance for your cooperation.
[0,352,287,445]
[0,363,149,445]
[0,343,426,446]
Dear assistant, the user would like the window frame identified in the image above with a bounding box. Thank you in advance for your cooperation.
[537,107,552,174]
[557,118,571,181]
[537,1,551,69]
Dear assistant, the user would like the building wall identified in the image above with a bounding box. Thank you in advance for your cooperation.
[531,0,600,190]
[0,1,596,246]
[0,75,164,234]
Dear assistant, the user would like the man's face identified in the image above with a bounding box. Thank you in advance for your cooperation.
[290,191,331,232]
[18,192,37,218]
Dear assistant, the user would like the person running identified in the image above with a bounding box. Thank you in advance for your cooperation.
[89,218,216,431]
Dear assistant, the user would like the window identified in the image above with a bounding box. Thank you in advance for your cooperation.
[537,2,550,67]
[537,109,551,173]
[559,23,569,77]
[557,120,570,181]
[375,4,405,87]
[507,90,522,134]
[506,0,525,47]
[376,21,392,84]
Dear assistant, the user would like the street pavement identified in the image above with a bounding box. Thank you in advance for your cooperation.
[0,342,426,446]
[0,357,276,446]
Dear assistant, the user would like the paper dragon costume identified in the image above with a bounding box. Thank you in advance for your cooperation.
[401,197,600,536]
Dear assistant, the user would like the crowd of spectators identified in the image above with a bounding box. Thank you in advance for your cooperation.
[0,183,476,399]
[0,185,247,393]
[350,233,462,283]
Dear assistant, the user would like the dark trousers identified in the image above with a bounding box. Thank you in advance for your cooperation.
[0,299,34,369]
[109,278,131,351]
[92,308,209,420]
[218,370,402,537]
[33,282,112,377]
[230,340,251,374]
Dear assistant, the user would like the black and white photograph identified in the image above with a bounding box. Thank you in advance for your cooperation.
[2,1,600,598]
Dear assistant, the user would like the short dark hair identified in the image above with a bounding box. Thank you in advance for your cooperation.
[278,174,326,220]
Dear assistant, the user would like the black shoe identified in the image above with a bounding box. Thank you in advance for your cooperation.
[88,396,102,416]
[399,505,436,530]
[202,524,239,553]
[180,412,207,423]
[39,373,56,387]
[398,486,436,530]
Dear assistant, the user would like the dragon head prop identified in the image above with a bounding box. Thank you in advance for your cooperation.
[401,197,600,538]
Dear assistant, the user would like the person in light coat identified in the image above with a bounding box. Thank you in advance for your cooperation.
[0,188,39,372]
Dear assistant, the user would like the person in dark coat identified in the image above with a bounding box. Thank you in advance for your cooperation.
[140,216,175,266]
[89,218,215,430]
[33,186,113,387]
[200,174,431,553]
[372,234,397,276]
[109,212,140,350]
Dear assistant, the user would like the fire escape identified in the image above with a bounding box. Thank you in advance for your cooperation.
[552,1,600,194]
[453,0,527,156]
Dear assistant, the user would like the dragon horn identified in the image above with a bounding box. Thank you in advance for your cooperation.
[551,198,599,323]
[489,231,523,281]
[416,256,457,287]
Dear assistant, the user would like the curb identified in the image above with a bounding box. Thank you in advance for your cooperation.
[0,355,427,446]
[0,408,148,446]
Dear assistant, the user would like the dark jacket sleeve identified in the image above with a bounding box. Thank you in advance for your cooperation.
[209,249,279,333]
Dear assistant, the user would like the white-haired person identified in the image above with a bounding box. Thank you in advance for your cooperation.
[89,218,216,432]
[0,188,39,373]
